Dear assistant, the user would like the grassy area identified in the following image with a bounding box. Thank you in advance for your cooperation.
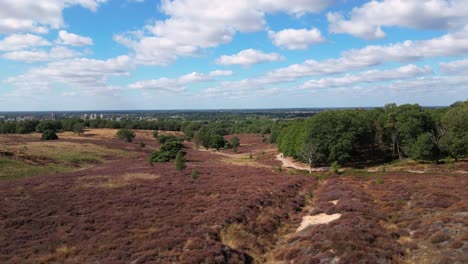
[0,141,133,180]
[0,158,70,180]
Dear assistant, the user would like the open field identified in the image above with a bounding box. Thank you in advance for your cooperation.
[0,130,467,263]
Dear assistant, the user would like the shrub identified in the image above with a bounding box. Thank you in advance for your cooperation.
[375,178,384,184]
[116,128,135,142]
[73,122,85,135]
[153,131,159,139]
[139,142,146,148]
[149,140,184,163]
[331,161,341,174]
[230,137,240,153]
[175,151,187,171]
[157,134,181,145]
[191,169,199,179]
[41,129,58,140]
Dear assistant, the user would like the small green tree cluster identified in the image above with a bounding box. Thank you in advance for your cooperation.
[149,137,184,164]
[41,129,58,140]
[193,126,228,150]
[116,128,136,142]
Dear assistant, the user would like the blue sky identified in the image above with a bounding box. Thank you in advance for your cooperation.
[0,0,467,110]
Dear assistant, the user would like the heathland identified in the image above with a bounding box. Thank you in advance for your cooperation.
[0,102,467,263]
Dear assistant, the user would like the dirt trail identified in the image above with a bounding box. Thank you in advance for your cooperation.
[276,153,310,171]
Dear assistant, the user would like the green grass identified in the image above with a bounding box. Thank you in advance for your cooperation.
[0,141,133,180]
[0,158,70,180]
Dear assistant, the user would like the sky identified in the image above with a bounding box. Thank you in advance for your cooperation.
[0,0,467,111]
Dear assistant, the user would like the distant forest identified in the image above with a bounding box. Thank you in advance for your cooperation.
[1,101,466,165]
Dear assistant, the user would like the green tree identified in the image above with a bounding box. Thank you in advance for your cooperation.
[153,130,159,139]
[73,122,85,135]
[409,133,441,162]
[230,137,240,152]
[116,128,135,142]
[175,151,187,171]
[440,102,468,161]
[41,129,58,140]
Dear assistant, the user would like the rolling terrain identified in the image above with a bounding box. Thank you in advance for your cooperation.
[0,130,466,263]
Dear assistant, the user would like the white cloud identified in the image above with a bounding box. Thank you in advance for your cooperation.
[6,55,132,91]
[128,70,233,92]
[116,0,332,65]
[0,33,51,51]
[328,0,468,40]
[440,59,468,74]
[56,30,93,46]
[216,49,284,66]
[300,64,433,89]
[263,26,468,83]
[209,70,233,77]
[2,46,79,62]
[268,28,325,50]
[0,0,108,34]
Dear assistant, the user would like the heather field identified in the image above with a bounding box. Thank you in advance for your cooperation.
[0,130,467,264]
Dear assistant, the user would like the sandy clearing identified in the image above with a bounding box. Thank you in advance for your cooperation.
[276,153,329,172]
[297,213,342,232]
[276,153,310,171]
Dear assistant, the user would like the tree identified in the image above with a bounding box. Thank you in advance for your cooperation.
[36,120,62,133]
[73,122,85,135]
[439,102,468,161]
[153,131,159,139]
[210,134,227,150]
[149,140,184,163]
[230,137,240,152]
[116,128,135,142]
[409,133,441,163]
[175,151,187,171]
[41,129,58,140]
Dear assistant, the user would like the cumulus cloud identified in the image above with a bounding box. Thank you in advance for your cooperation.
[115,0,332,65]
[2,46,79,62]
[209,70,233,77]
[263,26,468,83]
[216,49,284,66]
[328,0,468,40]
[300,64,433,89]
[56,30,93,46]
[128,70,233,92]
[440,59,468,75]
[0,33,51,51]
[0,0,108,34]
[269,28,325,50]
[6,55,132,91]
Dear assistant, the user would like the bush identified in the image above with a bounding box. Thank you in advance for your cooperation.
[191,169,199,179]
[149,140,184,163]
[230,137,240,152]
[175,151,187,172]
[116,128,135,142]
[153,131,159,139]
[73,122,85,135]
[41,129,58,140]
[139,142,146,148]
[375,178,384,184]
[331,161,341,174]
[157,134,181,145]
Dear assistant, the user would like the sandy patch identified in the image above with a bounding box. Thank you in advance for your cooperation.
[297,213,342,232]
[330,200,339,205]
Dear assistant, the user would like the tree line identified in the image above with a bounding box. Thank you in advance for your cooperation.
[273,101,467,168]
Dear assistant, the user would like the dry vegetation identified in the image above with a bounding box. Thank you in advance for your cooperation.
[0,130,466,263]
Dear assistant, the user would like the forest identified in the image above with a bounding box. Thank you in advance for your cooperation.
[274,101,467,167]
